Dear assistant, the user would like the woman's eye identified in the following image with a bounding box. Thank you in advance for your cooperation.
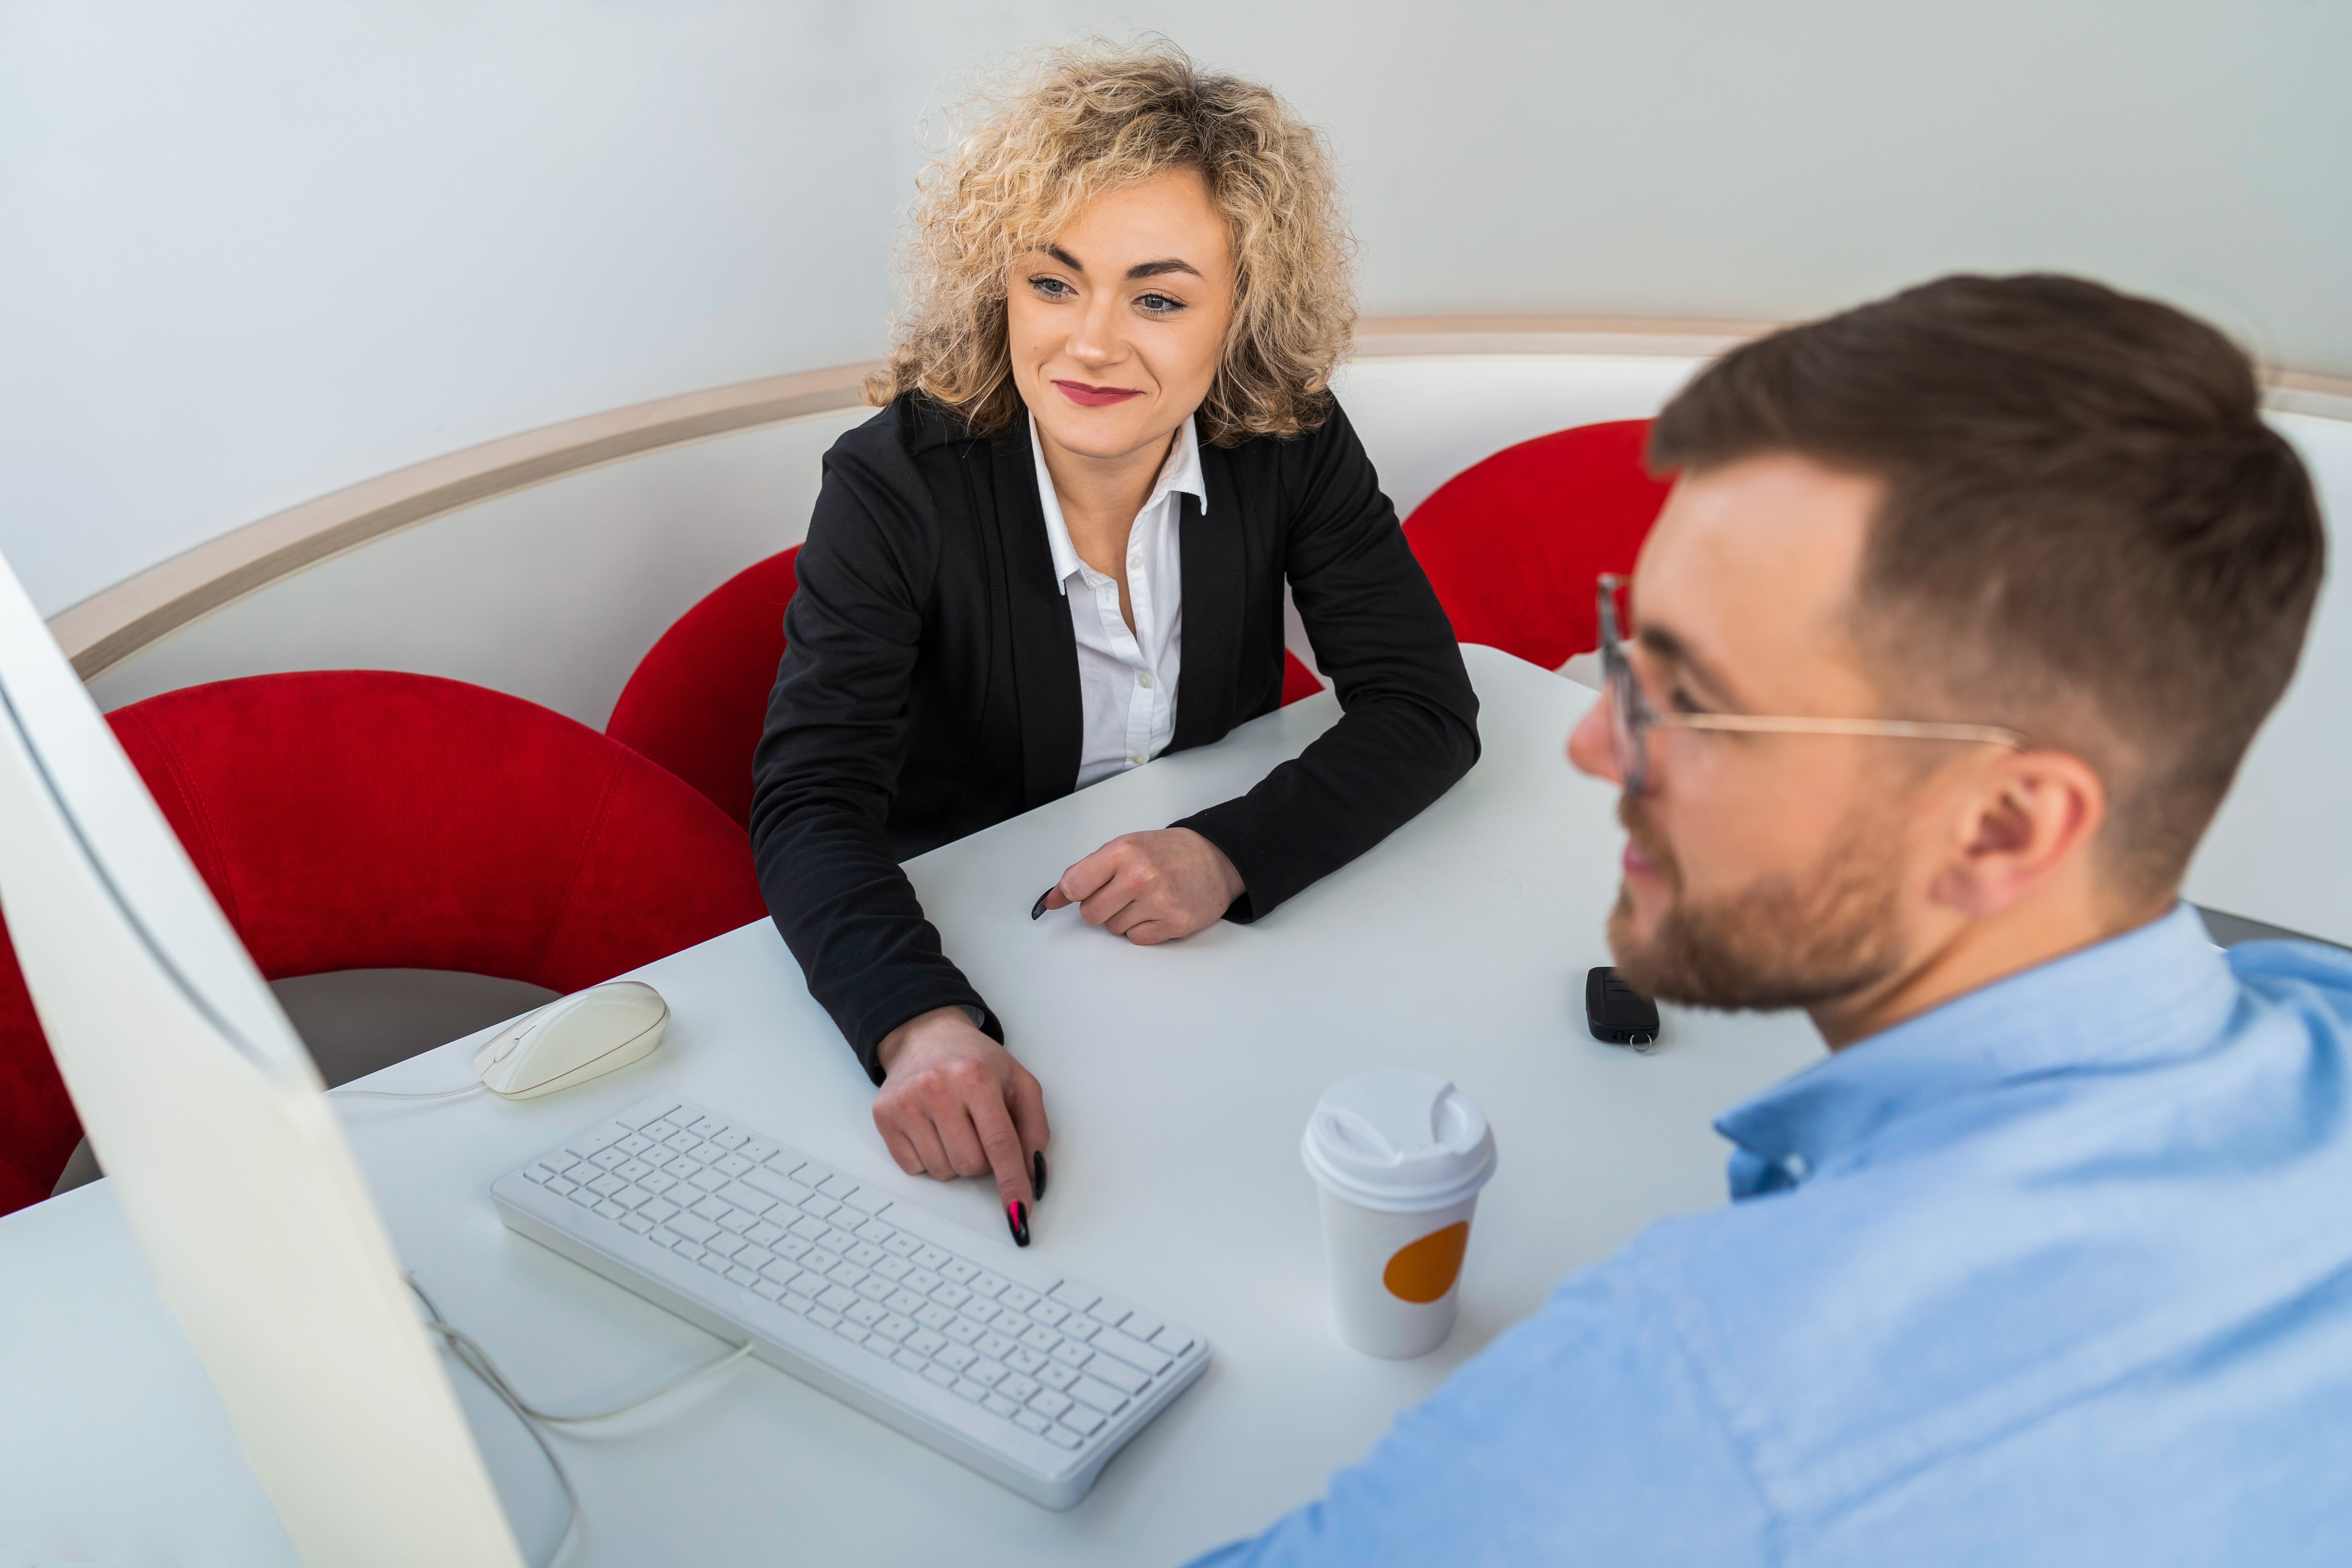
[1136,292,1185,314]
[1029,276,1074,299]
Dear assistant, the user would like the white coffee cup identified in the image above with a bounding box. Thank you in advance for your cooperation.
[1301,1071,1497,1359]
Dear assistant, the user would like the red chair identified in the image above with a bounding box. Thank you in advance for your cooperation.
[609,545,1327,826]
[0,670,768,1216]
[1403,419,1674,669]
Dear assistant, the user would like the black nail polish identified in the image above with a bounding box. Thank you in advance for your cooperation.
[1033,1150,1049,1202]
[1006,1199,1030,1247]
[1030,887,1053,920]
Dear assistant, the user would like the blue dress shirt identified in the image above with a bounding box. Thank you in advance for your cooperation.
[1192,905,2352,1566]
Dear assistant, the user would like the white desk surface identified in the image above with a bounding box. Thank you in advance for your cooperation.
[0,644,1825,1567]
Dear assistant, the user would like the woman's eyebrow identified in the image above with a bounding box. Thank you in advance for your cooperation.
[1125,258,1200,280]
[1043,244,1084,271]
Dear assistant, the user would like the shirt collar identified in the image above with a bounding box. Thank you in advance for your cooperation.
[1714,902,2238,1197]
[1029,412,1206,597]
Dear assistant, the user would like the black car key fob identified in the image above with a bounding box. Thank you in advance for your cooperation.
[1586,967,1661,1050]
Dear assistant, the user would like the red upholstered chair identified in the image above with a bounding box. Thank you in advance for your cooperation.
[609,545,1327,826]
[1403,419,1674,668]
[0,670,767,1216]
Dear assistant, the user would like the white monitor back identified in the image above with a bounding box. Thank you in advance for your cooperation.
[0,554,523,1568]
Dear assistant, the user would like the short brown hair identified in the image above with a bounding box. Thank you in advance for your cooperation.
[868,38,1355,446]
[1648,273,2325,901]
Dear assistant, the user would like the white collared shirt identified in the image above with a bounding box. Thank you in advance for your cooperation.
[1030,414,1202,790]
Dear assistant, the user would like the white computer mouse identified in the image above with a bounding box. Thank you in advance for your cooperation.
[473,980,668,1100]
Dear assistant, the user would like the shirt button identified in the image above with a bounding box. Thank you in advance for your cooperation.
[1781,1153,1810,1182]
[1137,673,1153,689]
[1129,753,1147,766]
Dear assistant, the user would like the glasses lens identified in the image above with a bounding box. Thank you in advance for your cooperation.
[1608,658,1648,797]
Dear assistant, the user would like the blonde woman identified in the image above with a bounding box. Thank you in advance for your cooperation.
[751,42,1478,1245]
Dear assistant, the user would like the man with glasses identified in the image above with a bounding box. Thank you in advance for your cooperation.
[1192,274,2347,1566]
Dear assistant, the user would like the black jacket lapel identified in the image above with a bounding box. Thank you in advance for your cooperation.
[992,414,1083,809]
[1171,471,1241,753]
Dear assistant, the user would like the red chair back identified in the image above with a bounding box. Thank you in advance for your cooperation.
[0,670,767,1215]
[1403,419,1673,668]
[609,545,1325,825]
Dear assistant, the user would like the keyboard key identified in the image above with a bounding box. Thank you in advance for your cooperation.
[818,1285,858,1313]
[1096,1329,1173,1376]
[612,1187,653,1210]
[883,1234,922,1259]
[746,1222,787,1248]
[760,1255,800,1281]
[752,1279,785,1301]
[995,1283,1037,1311]
[1028,1300,1069,1327]
[740,1138,780,1163]
[913,1245,953,1272]
[822,1227,862,1254]
[940,1258,979,1285]
[718,1181,775,1214]
[697,1252,730,1274]
[1122,1313,1165,1344]
[872,1256,913,1282]
[922,1363,957,1389]
[727,1265,758,1287]
[736,1246,775,1273]
[689,1116,727,1137]
[1086,1357,1147,1395]
[778,1293,811,1316]
[523,1165,555,1185]
[567,1186,599,1207]
[1006,1347,1047,1377]
[546,1177,581,1198]
[943,1318,983,1345]
[905,1269,944,1296]
[961,1301,1004,1329]
[616,1132,655,1155]
[902,1328,944,1358]
[717,1211,755,1236]
[847,1243,887,1269]
[842,1187,893,1216]
[1062,1317,1100,1342]
[775,1237,813,1261]
[586,1174,628,1200]
[640,1173,677,1196]
[594,1201,626,1220]
[815,1173,856,1199]
[984,1394,1020,1419]
[1070,1377,1129,1415]
[1042,1425,1082,1450]
[622,1102,681,1129]
[953,1378,988,1403]
[800,1196,842,1221]
[621,1214,654,1235]
[873,1313,915,1341]
[712,1128,751,1151]
[1029,1390,1073,1420]
[931,1283,970,1310]
[936,1344,978,1373]
[847,1300,889,1328]
[674,1244,708,1264]
[829,1263,871,1289]
[1088,1295,1135,1329]
[1059,1406,1106,1437]
[589,1149,628,1172]
[1000,1374,1040,1403]
[1050,1340,1093,1368]
[914,1304,955,1331]
[968,1359,1008,1387]
[854,1277,892,1303]
[565,1126,627,1159]
[1020,1325,1061,1354]
[893,1348,929,1375]
[787,1274,823,1300]
[834,1320,868,1347]
[1036,1362,1078,1391]
[689,1168,729,1194]
[789,1216,830,1241]
[742,1167,803,1202]
[716,1153,755,1179]
[856,1218,898,1244]
[886,1289,925,1316]
[809,1307,842,1329]
[1051,1282,1100,1313]
[976,1332,1018,1360]
[614,1159,654,1183]
[1013,1411,1051,1436]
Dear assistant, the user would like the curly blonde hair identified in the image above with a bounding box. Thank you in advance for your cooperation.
[868,39,1356,447]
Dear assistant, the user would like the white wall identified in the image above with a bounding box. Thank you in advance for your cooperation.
[4,0,2347,617]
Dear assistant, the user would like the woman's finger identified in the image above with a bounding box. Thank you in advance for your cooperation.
[892,1103,956,1178]
[967,1089,1034,1207]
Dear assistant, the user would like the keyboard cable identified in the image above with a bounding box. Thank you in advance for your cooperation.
[406,1274,755,1568]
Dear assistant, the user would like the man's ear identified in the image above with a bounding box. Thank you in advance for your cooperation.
[1925,750,2106,919]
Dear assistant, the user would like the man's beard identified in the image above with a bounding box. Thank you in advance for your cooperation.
[1607,793,1907,1012]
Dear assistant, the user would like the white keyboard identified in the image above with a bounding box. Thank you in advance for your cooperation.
[490,1095,1209,1508]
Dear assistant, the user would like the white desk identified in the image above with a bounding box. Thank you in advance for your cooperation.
[0,645,1824,1567]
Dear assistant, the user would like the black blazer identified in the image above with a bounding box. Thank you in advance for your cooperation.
[750,392,1479,1082]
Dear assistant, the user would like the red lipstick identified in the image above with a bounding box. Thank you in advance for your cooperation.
[1053,379,1144,408]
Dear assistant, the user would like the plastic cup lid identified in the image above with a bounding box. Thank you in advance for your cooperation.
[1300,1070,1497,1212]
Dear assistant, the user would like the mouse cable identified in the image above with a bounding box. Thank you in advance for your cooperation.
[330,1080,489,1101]
[406,1276,755,1568]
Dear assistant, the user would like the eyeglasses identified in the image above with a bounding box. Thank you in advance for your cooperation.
[1596,573,2029,798]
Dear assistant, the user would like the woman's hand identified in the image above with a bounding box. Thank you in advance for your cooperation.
[873,1007,1049,1211]
[1042,826,1243,943]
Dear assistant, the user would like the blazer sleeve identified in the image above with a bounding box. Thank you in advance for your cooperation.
[1172,403,1481,920]
[748,430,1000,1085]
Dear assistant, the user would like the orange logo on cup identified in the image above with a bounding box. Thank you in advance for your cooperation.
[1382,1221,1469,1304]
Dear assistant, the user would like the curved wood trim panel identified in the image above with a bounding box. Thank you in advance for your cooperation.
[48,319,2352,679]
